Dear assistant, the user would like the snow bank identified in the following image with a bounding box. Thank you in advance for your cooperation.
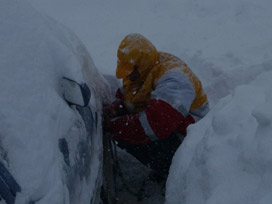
[166,68,272,204]
[164,1,272,202]
[0,1,109,203]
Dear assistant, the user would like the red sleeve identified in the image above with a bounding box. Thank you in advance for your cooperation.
[145,99,186,139]
[176,114,195,135]
[110,114,151,145]
[109,99,195,145]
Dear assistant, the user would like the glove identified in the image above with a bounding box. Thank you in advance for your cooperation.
[103,100,128,118]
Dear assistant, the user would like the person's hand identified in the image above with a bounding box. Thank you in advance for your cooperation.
[103,104,118,118]
[103,101,128,118]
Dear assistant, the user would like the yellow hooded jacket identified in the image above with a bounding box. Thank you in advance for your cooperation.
[116,33,208,119]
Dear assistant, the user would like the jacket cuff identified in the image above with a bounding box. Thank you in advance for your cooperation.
[110,114,151,145]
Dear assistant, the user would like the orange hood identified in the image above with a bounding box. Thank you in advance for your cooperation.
[116,33,158,79]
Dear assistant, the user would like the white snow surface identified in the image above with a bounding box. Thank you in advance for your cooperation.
[0,1,110,203]
[4,0,272,203]
[166,71,272,204]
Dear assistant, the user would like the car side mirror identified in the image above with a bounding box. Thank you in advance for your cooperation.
[61,77,91,107]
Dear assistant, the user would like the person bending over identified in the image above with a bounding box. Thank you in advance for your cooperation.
[104,33,209,176]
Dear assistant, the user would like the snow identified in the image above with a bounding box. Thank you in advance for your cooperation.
[166,71,272,204]
[27,0,272,76]
[1,0,272,203]
[0,1,109,203]
[114,148,165,204]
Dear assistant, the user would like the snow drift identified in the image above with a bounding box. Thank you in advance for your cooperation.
[164,0,272,203]
[166,67,272,204]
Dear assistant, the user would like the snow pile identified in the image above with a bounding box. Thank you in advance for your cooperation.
[0,1,109,203]
[166,69,272,203]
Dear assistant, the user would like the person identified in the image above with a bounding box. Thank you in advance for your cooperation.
[104,33,209,177]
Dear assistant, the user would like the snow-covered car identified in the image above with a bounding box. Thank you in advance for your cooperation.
[0,1,111,204]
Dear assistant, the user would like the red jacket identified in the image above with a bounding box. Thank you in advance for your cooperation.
[107,88,197,145]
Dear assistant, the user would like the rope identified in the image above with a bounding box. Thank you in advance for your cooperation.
[104,131,150,202]
[112,140,148,201]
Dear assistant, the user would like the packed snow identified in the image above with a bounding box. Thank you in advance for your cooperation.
[2,0,272,203]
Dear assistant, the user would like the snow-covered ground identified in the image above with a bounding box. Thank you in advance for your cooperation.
[8,0,272,203]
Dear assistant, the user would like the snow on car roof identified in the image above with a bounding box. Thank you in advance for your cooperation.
[0,1,109,203]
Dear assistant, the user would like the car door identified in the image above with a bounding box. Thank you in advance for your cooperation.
[58,77,103,204]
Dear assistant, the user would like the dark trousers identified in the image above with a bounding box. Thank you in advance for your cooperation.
[117,133,183,175]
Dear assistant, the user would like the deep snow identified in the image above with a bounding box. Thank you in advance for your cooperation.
[7,0,272,203]
[166,71,272,204]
